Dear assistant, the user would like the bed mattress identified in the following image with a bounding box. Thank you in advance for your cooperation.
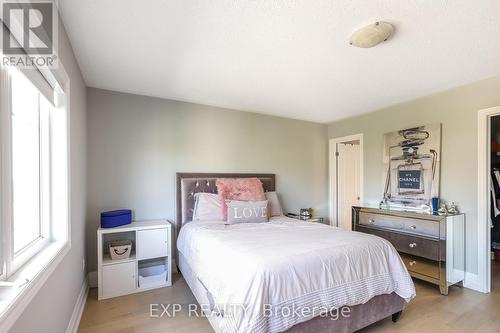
[177,216,415,333]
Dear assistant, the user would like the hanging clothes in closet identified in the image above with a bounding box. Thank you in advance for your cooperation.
[491,169,500,244]
[491,170,500,218]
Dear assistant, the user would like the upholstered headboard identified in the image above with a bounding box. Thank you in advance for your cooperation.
[175,172,275,235]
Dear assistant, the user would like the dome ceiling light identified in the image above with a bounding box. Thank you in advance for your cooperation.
[350,21,394,48]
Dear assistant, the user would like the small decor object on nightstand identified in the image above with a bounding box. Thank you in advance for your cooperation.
[300,208,313,219]
[101,209,132,228]
[287,212,324,224]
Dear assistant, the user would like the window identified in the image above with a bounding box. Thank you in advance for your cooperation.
[1,66,69,279]
[8,70,52,273]
[0,7,70,327]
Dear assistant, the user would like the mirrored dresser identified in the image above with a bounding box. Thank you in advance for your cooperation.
[352,206,465,295]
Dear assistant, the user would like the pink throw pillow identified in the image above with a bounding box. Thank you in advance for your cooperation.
[216,178,266,220]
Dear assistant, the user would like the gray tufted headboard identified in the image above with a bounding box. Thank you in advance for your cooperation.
[175,172,275,236]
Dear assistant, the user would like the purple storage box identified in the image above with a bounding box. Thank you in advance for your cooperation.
[100,209,132,228]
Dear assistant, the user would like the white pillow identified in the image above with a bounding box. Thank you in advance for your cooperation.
[265,191,283,216]
[192,193,222,221]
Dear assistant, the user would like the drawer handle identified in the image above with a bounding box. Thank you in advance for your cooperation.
[409,242,417,248]
[409,225,417,230]
[368,219,375,224]
[409,261,417,266]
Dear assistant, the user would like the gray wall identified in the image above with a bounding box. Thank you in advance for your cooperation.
[328,75,500,276]
[9,17,87,333]
[86,88,328,271]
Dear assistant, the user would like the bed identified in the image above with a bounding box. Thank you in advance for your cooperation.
[175,173,416,333]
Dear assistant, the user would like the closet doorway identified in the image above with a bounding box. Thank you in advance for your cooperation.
[329,134,363,230]
[489,115,500,292]
[478,106,500,294]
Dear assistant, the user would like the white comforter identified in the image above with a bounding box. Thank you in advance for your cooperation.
[177,216,416,333]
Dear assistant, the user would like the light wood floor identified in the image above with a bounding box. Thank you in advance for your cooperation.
[78,262,500,333]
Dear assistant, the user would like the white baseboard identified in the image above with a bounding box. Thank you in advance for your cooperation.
[88,271,98,288]
[464,272,482,292]
[65,276,89,333]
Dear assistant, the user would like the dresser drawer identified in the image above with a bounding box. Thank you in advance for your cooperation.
[399,253,440,280]
[358,211,440,238]
[356,225,441,261]
[359,212,404,230]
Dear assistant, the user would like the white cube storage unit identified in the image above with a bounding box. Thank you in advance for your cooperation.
[97,220,172,300]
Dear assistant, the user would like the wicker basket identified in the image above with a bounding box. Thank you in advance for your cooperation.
[108,239,132,260]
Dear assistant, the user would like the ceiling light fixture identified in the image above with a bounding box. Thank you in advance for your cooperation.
[349,21,394,48]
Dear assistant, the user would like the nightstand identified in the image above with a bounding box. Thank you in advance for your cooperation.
[286,213,324,223]
[97,220,172,300]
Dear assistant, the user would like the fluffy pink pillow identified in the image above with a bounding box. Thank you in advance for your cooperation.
[216,178,266,220]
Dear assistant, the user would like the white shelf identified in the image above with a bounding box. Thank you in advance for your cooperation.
[98,220,170,234]
[137,282,170,292]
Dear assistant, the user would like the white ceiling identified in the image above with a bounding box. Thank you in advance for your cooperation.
[58,1,500,123]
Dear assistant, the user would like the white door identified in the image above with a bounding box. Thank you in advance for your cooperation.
[136,228,169,260]
[337,143,361,230]
[102,262,137,298]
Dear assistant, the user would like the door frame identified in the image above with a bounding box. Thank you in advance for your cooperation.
[477,106,500,293]
[329,134,364,227]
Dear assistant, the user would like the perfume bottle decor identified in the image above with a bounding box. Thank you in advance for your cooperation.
[448,202,459,215]
[379,200,390,210]
[431,197,439,213]
[421,202,432,214]
[438,203,448,216]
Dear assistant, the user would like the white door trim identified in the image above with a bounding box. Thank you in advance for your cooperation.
[477,106,500,294]
[329,134,364,227]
